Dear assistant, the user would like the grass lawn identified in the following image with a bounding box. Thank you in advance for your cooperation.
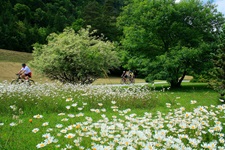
[0,81,224,150]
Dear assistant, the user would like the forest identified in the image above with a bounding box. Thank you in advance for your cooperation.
[0,0,125,52]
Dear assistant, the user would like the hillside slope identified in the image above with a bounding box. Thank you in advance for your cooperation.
[0,49,45,82]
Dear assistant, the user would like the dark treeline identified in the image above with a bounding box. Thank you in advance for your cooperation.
[0,0,126,52]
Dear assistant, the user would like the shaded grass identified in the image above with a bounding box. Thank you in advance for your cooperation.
[0,49,32,63]
[146,83,220,113]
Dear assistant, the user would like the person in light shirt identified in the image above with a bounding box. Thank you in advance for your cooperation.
[18,63,32,80]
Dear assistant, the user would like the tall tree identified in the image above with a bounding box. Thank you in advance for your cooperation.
[209,25,225,101]
[117,0,225,88]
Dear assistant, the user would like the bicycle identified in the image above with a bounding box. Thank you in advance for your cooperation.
[11,74,35,85]
[120,77,128,84]
[129,76,135,84]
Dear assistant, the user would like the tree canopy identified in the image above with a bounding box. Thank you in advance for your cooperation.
[117,0,225,87]
[31,27,120,84]
[0,0,125,52]
[209,24,225,100]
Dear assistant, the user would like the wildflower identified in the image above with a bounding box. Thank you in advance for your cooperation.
[74,139,81,146]
[82,102,87,105]
[98,103,103,106]
[111,101,116,104]
[10,105,17,111]
[191,100,197,104]
[46,128,53,132]
[65,133,75,139]
[29,119,32,123]
[33,114,43,119]
[185,112,192,118]
[75,124,81,129]
[42,122,49,126]
[189,124,197,130]
[66,98,73,102]
[58,113,65,116]
[66,144,73,149]
[78,107,83,110]
[72,103,77,107]
[166,103,171,108]
[36,142,46,148]
[66,106,71,109]
[32,128,39,133]
[61,118,69,121]
[68,114,75,118]
[212,124,222,132]
[0,123,4,126]
[44,136,55,144]
[42,133,51,138]
[95,109,100,113]
[56,124,63,128]
[10,122,17,126]
[101,108,106,112]
[60,129,67,133]
[219,138,225,144]
[76,113,84,117]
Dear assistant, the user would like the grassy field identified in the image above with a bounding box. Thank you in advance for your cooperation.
[0,49,45,82]
[0,49,224,149]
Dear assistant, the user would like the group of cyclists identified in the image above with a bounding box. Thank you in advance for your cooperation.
[121,70,135,84]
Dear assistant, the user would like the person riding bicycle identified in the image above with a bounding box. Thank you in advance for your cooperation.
[129,70,134,79]
[121,70,130,83]
[18,63,32,80]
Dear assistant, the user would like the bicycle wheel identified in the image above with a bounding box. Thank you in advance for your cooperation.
[120,78,128,84]
[131,78,135,84]
[128,77,135,84]
[11,79,18,84]
[28,79,35,85]
[120,78,125,84]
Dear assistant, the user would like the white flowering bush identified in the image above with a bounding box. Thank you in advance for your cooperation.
[0,81,224,149]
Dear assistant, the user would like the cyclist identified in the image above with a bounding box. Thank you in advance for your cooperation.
[129,70,135,83]
[18,63,32,80]
[121,70,129,83]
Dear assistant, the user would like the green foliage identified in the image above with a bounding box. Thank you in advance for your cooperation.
[31,27,121,84]
[117,0,225,88]
[145,46,201,87]
[0,0,125,52]
[209,25,225,100]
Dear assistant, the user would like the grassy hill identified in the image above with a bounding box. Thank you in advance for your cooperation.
[0,49,44,82]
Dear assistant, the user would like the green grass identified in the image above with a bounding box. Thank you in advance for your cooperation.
[0,49,33,63]
[0,82,224,150]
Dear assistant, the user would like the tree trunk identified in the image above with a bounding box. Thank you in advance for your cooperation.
[178,71,187,85]
[170,80,181,88]
[170,71,187,88]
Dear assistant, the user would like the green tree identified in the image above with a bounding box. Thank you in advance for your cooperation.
[31,27,120,84]
[117,0,225,88]
[209,25,225,101]
[13,3,31,21]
